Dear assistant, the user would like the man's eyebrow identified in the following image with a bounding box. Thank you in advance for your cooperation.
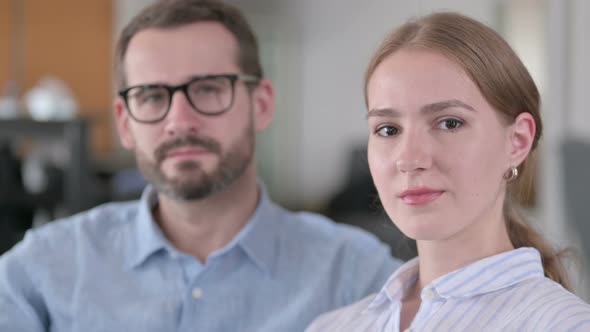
[367,99,475,119]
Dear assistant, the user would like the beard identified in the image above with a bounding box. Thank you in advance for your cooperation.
[135,120,255,201]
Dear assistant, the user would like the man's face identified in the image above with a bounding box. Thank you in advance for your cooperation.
[114,22,272,200]
[135,115,256,201]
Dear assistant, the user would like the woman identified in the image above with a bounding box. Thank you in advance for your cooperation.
[307,12,590,331]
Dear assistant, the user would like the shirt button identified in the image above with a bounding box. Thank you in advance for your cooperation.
[192,288,203,299]
[424,288,437,301]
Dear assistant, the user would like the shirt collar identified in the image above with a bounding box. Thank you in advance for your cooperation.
[126,183,281,274]
[431,247,544,298]
[127,185,172,268]
[365,256,420,312]
[364,247,544,312]
[214,184,280,275]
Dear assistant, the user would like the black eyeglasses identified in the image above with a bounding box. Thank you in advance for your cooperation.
[118,73,260,124]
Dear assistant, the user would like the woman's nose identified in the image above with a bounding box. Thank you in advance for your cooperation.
[395,130,432,173]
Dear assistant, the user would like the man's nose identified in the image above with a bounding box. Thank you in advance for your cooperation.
[164,91,202,136]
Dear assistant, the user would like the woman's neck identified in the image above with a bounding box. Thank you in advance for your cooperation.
[416,220,514,288]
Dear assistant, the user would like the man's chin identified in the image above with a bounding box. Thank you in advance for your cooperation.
[163,169,207,182]
[161,161,216,179]
[158,181,216,201]
[163,159,211,173]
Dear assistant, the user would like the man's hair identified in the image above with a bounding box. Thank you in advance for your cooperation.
[114,0,263,90]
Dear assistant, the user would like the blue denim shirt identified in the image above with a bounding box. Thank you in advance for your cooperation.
[0,185,400,332]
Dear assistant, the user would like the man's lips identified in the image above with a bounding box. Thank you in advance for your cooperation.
[164,147,211,159]
[398,187,445,206]
[155,136,221,163]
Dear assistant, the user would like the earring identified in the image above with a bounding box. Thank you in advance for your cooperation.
[504,166,518,182]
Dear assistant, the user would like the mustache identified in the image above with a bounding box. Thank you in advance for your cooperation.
[154,135,221,163]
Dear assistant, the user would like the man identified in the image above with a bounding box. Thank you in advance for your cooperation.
[0,1,401,331]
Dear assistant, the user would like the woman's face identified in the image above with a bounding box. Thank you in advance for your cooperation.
[366,49,532,243]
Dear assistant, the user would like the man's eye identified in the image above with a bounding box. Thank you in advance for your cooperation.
[142,92,166,102]
[190,84,223,96]
[437,118,464,130]
[197,85,221,94]
[376,126,399,137]
[131,88,167,105]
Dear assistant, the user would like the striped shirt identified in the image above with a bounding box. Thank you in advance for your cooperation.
[306,247,590,332]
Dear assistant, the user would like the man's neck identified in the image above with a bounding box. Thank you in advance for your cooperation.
[154,169,260,263]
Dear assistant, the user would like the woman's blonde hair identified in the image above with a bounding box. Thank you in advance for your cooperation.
[365,12,571,289]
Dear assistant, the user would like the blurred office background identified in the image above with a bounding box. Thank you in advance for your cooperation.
[1,0,589,299]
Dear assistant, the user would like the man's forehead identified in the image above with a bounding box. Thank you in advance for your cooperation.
[124,22,241,85]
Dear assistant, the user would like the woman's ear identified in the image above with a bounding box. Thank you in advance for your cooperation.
[507,112,536,167]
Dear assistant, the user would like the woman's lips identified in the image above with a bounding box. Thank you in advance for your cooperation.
[399,188,445,206]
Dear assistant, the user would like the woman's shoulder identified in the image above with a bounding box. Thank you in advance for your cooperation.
[507,276,590,331]
[305,293,380,332]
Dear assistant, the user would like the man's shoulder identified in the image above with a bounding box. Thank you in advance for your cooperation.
[271,206,399,305]
[3,200,141,261]
[34,200,140,239]
[273,207,401,273]
[279,208,386,250]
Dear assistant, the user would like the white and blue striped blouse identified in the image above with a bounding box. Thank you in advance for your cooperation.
[306,247,590,331]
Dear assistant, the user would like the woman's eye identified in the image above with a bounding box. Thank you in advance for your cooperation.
[437,118,464,130]
[376,126,399,137]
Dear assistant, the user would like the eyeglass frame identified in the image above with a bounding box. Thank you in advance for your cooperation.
[118,73,261,124]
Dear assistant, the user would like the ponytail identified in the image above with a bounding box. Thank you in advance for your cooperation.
[505,202,572,290]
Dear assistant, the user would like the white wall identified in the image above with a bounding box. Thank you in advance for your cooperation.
[568,0,590,140]
[244,0,499,209]
[544,0,590,299]
[113,0,153,35]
